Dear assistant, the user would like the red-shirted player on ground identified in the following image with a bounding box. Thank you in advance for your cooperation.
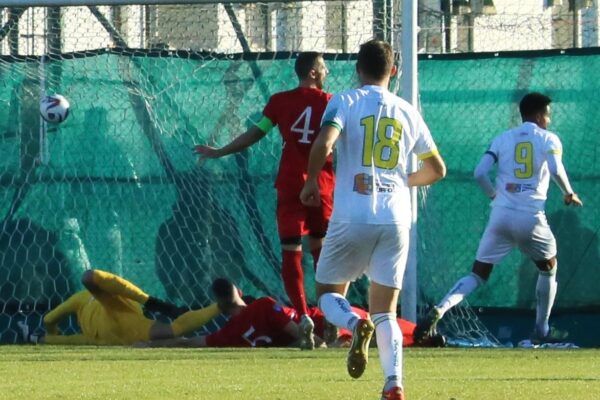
[136,278,322,349]
[194,52,334,349]
[135,279,445,349]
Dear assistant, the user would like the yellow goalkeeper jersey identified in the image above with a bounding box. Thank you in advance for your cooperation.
[43,290,154,345]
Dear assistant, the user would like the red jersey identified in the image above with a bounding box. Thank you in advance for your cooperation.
[262,87,335,195]
[205,297,295,347]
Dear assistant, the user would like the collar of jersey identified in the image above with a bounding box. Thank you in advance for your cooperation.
[361,85,386,92]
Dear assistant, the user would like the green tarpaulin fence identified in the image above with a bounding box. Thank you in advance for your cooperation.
[0,49,598,343]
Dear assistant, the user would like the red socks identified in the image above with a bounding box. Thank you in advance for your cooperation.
[281,250,309,316]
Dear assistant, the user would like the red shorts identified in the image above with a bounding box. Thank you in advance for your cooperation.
[276,189,333,240]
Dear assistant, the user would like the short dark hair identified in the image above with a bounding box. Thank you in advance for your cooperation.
[295,52,323,80]
[519,92,552,118]
[241,295,257,305]
[357,40,394,81]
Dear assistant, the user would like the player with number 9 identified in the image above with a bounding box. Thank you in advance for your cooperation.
[415,92,583,348]
[194,53,334,349]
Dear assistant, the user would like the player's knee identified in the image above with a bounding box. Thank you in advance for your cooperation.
[472,261,494,282]
[534,257,557,274]
[81,269,97,290]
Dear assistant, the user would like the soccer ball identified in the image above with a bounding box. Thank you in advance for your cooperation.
[40,94,70,123]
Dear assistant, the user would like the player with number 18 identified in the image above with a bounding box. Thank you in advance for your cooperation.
[194,53,334,349]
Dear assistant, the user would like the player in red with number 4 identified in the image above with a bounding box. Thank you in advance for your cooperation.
[194,52,334,349]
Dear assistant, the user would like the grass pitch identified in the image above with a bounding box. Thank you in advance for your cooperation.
[1,346,599,400]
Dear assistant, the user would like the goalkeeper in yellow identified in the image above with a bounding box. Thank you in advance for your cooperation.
[18,269,225,345]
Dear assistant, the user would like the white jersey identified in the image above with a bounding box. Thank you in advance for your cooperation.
[488,122,562,213]
[322,85,438,226]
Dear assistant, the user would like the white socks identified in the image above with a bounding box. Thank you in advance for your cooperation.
[436,273,485,317]
[320,294,404,389]
[372,312,403,389]
[535,264,557,337]
[318,292,360,331]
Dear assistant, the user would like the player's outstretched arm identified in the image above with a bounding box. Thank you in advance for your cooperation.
[300,125,340,207]
[407,154,446,187]
[547,152,583,207]
[473,153,496,199]
[194,126,267,160]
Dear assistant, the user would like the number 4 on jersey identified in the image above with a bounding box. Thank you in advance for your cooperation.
[291,107,314,144]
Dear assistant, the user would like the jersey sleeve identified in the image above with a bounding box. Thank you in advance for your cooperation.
[485,136,501,163]
[320,93,346,132]
[255,116,274,134]
[413,113,439,160]
[545,133,563,156]
[261,95,279,128]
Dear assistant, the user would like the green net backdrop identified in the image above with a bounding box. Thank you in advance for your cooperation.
[419,50,600,310]
[1,49,599,342]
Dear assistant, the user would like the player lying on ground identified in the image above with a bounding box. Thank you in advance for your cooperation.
[415,92,583,346]
[134,278,319,349]
[19,269,229,345]
[135,279,445,349]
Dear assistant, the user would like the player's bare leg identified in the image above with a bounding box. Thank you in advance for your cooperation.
[308,235,325,271]
[370,282,404,399]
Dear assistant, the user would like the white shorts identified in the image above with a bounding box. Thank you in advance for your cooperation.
[316,222,409,289]
[476,206,557,264]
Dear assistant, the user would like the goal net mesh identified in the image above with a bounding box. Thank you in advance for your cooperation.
[1,1,599,347]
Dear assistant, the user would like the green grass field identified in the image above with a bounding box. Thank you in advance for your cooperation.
[2,346,599,399]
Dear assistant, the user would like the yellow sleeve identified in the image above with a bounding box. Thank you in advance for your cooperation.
[43,291,90,334]
[417,149,440,161]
